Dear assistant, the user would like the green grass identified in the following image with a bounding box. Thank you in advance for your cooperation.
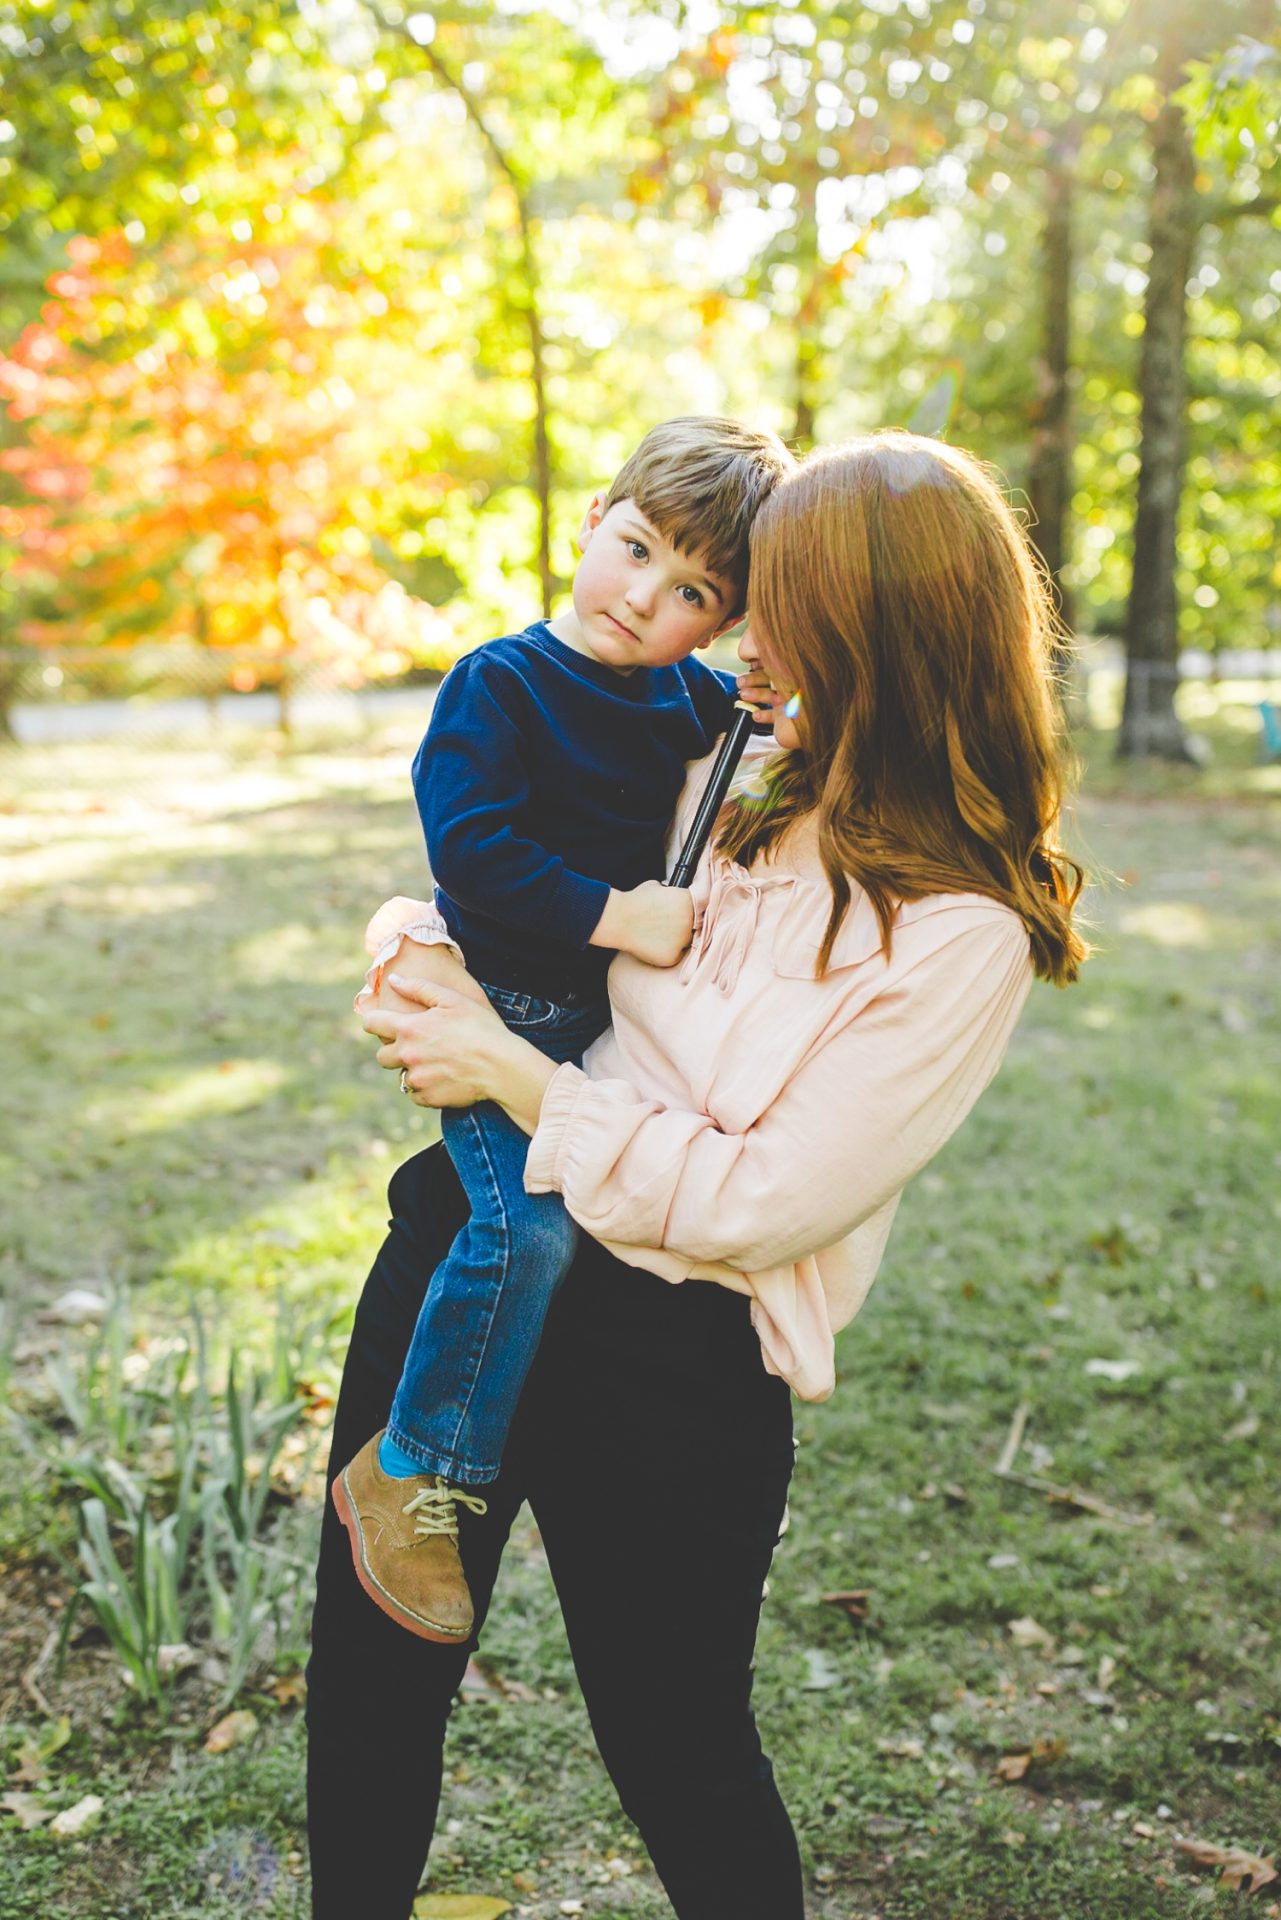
[1,712,1279,1919]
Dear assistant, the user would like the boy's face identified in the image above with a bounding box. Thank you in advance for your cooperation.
[550,494,738,673]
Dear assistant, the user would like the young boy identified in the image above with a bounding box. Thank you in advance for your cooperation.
[333,417,793,1642]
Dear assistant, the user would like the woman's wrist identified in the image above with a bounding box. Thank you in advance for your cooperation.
[488,1025,559,1136]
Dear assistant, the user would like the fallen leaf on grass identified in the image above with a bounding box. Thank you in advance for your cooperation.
[995,1737,1067,1783]
[1008,1616,1055,1650]
[412,1897,512,1919]
[13,1716,72,1785]
[1,1792,54,1831]
[1174,1838,1276,1893]
[268,1673,307,1707]
[1084,1358,1142,1381]
[49,1795,103,1838]
[205,1709,258,1753]
[38,1288,107,1326]
[820,1589,872,1624]
[459,1658,539,1704]
[295,1379,335,1413]
[156,1642,197,1675]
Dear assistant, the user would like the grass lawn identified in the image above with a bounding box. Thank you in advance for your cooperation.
[1,711,1278,1919]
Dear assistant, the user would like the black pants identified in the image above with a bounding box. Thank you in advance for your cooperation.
[305,1142,804,1920]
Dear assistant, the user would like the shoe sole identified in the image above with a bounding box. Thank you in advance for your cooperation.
[331,1469,472,1645]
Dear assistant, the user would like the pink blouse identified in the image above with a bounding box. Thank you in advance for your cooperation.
[371,740,1034,1401]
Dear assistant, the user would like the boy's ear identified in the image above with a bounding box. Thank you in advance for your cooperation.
[576,490,609,552]
[690,615,739,652]
[705,609,746,644]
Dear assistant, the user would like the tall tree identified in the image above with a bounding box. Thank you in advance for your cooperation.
[358,2,640,612]
[639,1,980,448]
[1118,4,1279,759]
[0,184,467,722]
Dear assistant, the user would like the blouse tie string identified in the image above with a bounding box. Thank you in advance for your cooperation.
[679,861,797,997]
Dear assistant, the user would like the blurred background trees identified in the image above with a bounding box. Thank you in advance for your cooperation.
[1,0,1277,756]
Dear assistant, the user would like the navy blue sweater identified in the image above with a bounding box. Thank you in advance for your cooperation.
[413,621,737,1000]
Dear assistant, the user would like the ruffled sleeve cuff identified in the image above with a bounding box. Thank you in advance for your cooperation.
[523,1061,593,1194]
[354,896,466,1007]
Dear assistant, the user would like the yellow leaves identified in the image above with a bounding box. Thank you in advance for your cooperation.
[706,30,738,74]
[413,1898,513,1919]
[205,1708,258,1753]
[12,1717,71,1787]
[209,603,243,641]
[268,1672,307,1707]
[993,1736,1067,1783]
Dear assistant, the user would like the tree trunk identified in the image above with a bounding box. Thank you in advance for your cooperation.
[794,333,817,449]
[0,649,21,742]
[1026,131,1076,641]
[791,167,820,450]
[1118,91,1198,762]
[375,13,556,615]
[524,283,554,616]
[277,664,294,736]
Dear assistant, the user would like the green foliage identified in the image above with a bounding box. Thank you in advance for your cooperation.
[22,1290,323,1710]
[0,729,1278,1911]
[2,0,1278,683]
[1179,34,1281,175]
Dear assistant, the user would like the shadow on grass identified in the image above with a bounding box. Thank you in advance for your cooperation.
[1,725,1278,1918]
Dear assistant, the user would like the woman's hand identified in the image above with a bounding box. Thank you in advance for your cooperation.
[359,974,558,1133]
[735,665,777,727]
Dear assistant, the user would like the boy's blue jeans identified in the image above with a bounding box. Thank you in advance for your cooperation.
[384,981,611,1486]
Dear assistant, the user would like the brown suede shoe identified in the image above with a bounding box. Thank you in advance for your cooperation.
[332,1432,487,1643]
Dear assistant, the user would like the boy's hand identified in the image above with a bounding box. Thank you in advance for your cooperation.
[736,668,776,727]
[368,934,490,1017]
[590,880,695,968]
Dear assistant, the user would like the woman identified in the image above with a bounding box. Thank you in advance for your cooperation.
[306,433,1085,1919]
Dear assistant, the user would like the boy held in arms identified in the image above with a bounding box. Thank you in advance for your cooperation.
[333,417,794,1641]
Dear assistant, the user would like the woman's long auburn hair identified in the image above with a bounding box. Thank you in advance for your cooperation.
[717,432,1086,987]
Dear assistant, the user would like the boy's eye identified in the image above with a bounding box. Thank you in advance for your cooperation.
[679,584,705,608]
[627,539,648,561]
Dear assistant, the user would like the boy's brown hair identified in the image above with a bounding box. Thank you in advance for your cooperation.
[604,417,795,613]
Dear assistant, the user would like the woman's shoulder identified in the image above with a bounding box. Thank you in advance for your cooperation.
[894,889,1027,936]
[771,872,1030,983]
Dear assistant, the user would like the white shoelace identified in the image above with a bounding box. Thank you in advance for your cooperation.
[401,1478,488,1540]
